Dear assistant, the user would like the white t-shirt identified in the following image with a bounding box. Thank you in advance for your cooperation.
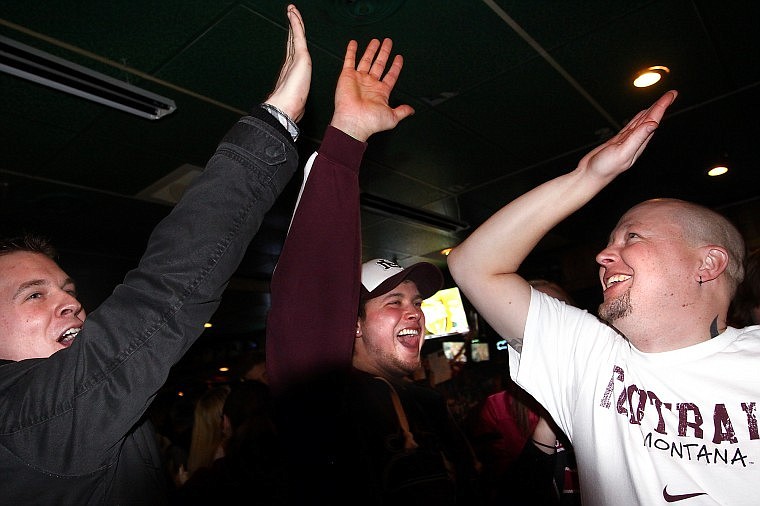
[509,288,760,506]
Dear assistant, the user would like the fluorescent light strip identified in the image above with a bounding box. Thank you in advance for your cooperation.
[0,35,176,120]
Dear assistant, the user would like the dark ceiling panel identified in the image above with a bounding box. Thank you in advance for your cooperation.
[435,57,611,165]
[1,0,238,72]
[155,5,289,110]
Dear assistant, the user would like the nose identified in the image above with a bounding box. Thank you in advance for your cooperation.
[405,304,421,320]
[58,292,84,319]
[595,244,619,267]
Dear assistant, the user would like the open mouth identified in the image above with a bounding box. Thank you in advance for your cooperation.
[397,328,420,348]
[58,327,81,346]
[604,273,631,290]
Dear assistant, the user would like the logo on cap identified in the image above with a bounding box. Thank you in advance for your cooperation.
[375,259,401,271]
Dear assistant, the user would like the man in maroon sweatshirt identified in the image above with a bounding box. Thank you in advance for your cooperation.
[267,36,480,506]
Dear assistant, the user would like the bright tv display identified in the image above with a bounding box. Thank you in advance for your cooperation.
[441,341,467,362]
[470,341,490,362]
[422,286,470,339]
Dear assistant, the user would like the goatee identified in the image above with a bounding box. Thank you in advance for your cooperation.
[598,290,632,323]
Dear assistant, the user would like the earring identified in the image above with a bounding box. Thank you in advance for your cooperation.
[698,276,703,286]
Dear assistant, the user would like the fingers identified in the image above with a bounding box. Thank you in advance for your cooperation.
[343,40,359,70]
[607,89,677,151]
[331,36,410,141]
[343,37,401,84]
[644,89,677,123]
[579,89,677,179]
[356,39,381,73]
[368,38,393,79]
[624,90,677,133]
[634,91,677,154]
[391,103,415,123]
[617,93,676,165]
[287,5,306,45]
[352,38,395,80]
[381,54,404,89]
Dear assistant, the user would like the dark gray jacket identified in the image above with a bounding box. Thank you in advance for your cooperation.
[0,109,298,504]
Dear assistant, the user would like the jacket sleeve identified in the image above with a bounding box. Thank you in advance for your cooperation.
[267,125,367,393]
[0,108,299,474]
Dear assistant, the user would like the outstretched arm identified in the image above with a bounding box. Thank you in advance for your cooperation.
[264,4,310,123]
[448,91,678,348]
[267,38,412,391]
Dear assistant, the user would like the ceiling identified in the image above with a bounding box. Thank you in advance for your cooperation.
[2,1,759,383]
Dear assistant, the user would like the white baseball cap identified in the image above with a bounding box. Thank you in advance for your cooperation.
[361,258,443,301]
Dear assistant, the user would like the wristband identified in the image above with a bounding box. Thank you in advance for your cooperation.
[260,103,299,141]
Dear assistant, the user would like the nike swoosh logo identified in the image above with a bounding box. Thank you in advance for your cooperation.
[663,486,708,502]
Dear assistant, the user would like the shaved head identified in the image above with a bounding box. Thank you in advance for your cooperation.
[624,199,746,295]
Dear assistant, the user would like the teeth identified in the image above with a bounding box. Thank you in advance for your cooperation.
[398,329,418,337]
[58,327,81,343]
[606,274,631,288]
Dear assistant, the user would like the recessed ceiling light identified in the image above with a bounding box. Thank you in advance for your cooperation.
[708,165,729,177]
[633,65,670,88]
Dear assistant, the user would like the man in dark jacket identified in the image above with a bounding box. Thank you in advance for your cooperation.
[0,5,308,503]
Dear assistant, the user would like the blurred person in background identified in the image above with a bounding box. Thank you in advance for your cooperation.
[471,280,580,506]
[183,385,232,483]
[233,349,268,384]
[172,380,284,505]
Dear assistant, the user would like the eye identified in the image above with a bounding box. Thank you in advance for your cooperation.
[626,232,640,240]
[25,291,43,301]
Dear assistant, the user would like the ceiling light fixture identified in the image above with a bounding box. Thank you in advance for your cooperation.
[633,65,670,88]
[0,35,176,120]
[360,193,468,233]
[708,165,728,177]
[708,151,730,177]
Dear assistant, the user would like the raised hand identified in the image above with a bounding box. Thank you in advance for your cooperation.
[265,4,311,123]
[579,90,678,180]
[330,38,415,142]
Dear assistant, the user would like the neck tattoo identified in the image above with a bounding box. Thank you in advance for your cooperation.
[710,316,722,338]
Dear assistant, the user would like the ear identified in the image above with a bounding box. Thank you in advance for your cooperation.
[697,246,729,283]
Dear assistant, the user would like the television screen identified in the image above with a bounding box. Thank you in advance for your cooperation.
[441,341,467,362]
[470,341,490,362]
[422,286,470,339]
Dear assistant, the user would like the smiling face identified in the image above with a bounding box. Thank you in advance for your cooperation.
[354,279,426,379]
[0,251,85,361]
[595,201,703,331]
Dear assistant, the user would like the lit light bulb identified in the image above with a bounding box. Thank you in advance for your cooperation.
[708,166,728,177]
[633,66,670,88]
